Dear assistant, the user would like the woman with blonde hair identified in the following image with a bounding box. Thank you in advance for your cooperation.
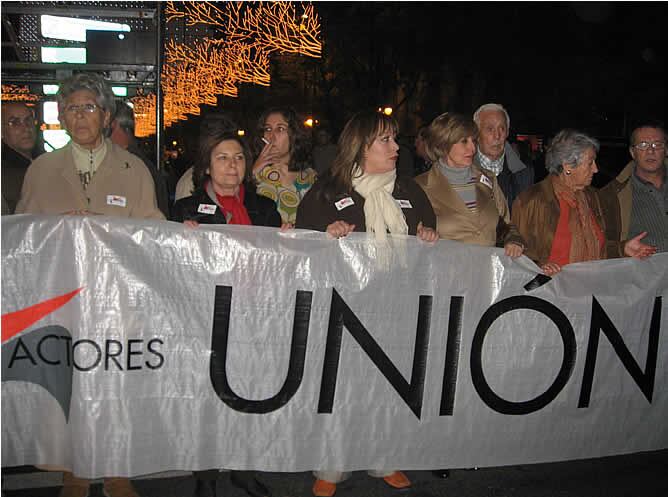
[415,112,524,256]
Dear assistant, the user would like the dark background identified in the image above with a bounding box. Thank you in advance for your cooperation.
[165,2,665,182]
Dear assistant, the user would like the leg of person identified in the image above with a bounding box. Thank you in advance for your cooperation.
[192,470,219,497]
[368,469,411,489]
[59,472,91,497]
[312,471,351,497]
[102,477,140,497]
[229,470,271,497]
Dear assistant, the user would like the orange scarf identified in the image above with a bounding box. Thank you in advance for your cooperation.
[550,175,604,264]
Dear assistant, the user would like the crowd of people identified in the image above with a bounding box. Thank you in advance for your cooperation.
[1,72,666,497]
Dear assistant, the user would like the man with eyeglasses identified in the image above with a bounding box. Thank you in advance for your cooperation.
[600,122,667,253]
[1,101,39,214]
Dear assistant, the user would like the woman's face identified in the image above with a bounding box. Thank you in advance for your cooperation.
[446,135,476,168]
[362,129,399,174]
[208,139,246,194]
[262,112,290,158]
[60,89,110,149]
[566,147,598,189]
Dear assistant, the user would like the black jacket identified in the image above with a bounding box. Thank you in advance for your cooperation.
[295,176,436,234]
[171,184,281,227]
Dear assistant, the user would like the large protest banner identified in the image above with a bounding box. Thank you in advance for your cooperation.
[2,215,667,478]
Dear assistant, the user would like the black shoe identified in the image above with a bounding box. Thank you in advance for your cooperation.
[193,478,217,497]
[230,471,272,497]
[432,469,450,479]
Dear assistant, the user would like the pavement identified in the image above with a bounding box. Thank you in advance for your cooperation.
[3,449,668,497]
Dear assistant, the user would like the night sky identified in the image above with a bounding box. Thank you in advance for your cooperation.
[312,1,666,137]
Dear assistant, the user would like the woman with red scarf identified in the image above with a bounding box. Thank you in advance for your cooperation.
[173,131,281,230]
[171,131,279,497]
[512,129,655,275]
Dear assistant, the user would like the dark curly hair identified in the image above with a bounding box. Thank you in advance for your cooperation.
[254,107,311,172]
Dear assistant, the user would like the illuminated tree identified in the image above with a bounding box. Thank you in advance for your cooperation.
[134,1,321,137]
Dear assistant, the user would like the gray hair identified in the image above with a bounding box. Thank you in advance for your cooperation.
[56,72,116,117]
[473,103,510,129]
[113,101,135,135]
[545,129,600,175]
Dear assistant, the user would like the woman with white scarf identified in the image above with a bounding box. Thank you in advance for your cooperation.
[295,111,437,497]
[296,110,437,243]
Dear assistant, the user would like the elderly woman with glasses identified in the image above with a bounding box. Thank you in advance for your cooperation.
[16,72,163,220]
[511,129,656,276]
[15,73,162,497]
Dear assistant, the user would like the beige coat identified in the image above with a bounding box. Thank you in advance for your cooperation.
[415,164,523,247]
[16,140,164,220]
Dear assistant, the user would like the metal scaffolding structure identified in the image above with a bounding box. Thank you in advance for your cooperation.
[1,1,164,165]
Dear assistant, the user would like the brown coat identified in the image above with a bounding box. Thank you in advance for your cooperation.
[414,164,523,247]
[16,140,164,220]
[511,176,622,265]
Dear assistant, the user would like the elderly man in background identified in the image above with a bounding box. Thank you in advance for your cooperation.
[473,103,533,211]
[2,101,39,214]
[600,122,667,253]
[109,101,170,217]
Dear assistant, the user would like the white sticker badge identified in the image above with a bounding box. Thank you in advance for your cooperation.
[396,199,413,209]
[197,204,217,215]
[106,195,127,207]
[334,197,355,211]
[479,174,493,190]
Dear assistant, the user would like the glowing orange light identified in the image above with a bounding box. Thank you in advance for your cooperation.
[1,85,39,102]
[304,118,314,127]
[138,1,323,137]
[383,107,393,116]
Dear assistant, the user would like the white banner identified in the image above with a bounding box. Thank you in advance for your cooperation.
[2,215,667,478]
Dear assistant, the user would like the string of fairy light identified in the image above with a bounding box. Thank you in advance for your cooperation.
[1,1,322,139]
[133,0,322,137]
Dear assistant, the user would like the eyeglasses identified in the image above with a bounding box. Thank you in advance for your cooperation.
[6,116,36,128]
[632,141,666,151]
[64,103,100,115]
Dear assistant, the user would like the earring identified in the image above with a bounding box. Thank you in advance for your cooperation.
[565,169,571,176]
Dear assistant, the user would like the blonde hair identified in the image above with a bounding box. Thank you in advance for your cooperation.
[424,112,477,163]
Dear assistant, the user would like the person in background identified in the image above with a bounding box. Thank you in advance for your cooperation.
[296,110,438,497]
[473,103,533,212]
[415,112,525,256]
[599,122,667,253]
[312,126,337,175]
[16,72,162,497]
[413,125,433,176]
[512,129,656,276]
[109,101,170,217]
[252,107,316,225]
[1,101,39,214]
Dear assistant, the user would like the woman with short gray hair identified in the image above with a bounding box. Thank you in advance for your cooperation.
[16,72,162,220]
[56,72,116,121]
[511,129,655,275]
